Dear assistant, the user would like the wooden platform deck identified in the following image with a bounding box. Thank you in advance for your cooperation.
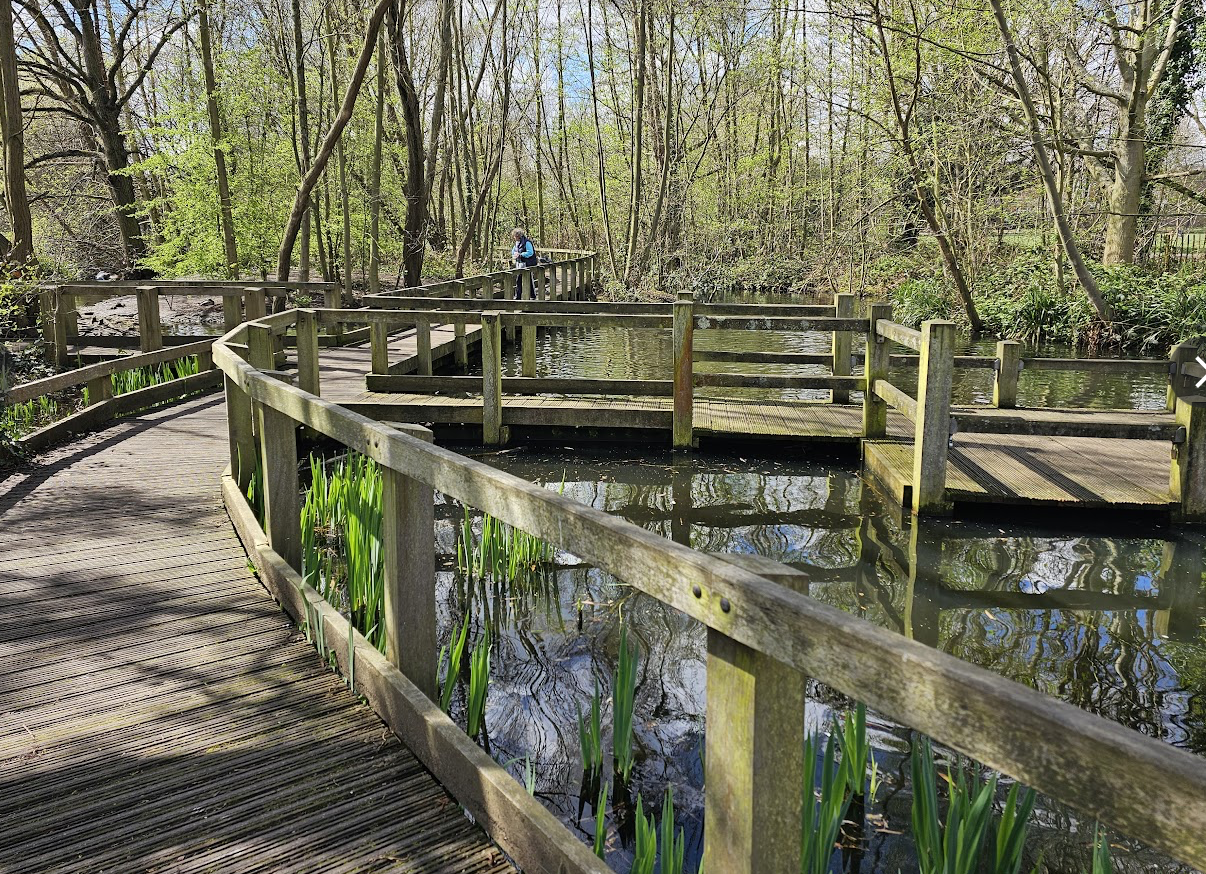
[0,395,512,873]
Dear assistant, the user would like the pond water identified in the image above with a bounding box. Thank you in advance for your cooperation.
[307,295,1193,873]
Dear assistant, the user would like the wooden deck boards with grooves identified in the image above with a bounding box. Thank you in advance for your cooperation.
[0,394,514,874]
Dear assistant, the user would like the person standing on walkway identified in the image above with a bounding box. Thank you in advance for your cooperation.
[511,227,538,298]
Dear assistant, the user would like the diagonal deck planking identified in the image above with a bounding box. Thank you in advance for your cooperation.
[0,393,514,874]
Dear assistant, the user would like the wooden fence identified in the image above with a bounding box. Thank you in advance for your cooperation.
[213,305,1206,873]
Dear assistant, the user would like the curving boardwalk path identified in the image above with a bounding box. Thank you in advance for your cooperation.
[0,391,513,873]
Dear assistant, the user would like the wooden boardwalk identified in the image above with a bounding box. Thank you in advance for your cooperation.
[0,394,513,873]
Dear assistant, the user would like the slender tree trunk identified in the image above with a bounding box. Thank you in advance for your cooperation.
[622,0,647,283]
[368,31,385,294]
[198,0,239,277]
[988,0,1111,320]
[0,0,31,265]
[326,9,352,301]
[583,0,617,277]
[291,0,313,280]
[276,0,391,281]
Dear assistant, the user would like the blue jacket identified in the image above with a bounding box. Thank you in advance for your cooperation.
[513,237,537,267]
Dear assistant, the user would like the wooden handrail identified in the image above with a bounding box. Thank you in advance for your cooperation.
[213,311,1206,871]
[4,338,214,406]
[875,318,923,351]
[872,378,918,423]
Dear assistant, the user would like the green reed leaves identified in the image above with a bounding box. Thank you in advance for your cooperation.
[660,787,686,874]
[593,780,609,860]
[991,782,1037,874]
[577,678,604,774]
[1092,824,1114,874]
[613,624,639,782]
[457,505,555,582]
[801,731,852,874]
[467,624,491,742]
[631,794,657,874]
[911,737,999,874]
[439,616,470,714]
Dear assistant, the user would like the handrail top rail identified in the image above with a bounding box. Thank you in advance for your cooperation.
[211,307,1206,869]
[46,279,333,291]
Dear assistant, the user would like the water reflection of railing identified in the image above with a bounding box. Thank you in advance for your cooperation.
[217,308,1206,873]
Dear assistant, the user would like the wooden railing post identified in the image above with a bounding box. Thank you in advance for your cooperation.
[863,304,893,437]
[255,396,300,571]
[222,293,242,332]
[1172,394,1206,523]
[416,318,433,376]
[246,322,275,372]
[705,556,807,874]
[673,291,694,449]
[323,286,343,343]
[522,315,538,377]
[557,263,568,300]
[521,267,534,301]
[506,271,519,341]
[453,280,468,368]
[382,426,437,699]
[296,309,320,396]
[225,367,256,491]
[993,340,1022,409]
[85,373,112,406]
[570,260,580,300]
[370,321,389,374]
[243,287,267,322]
[912,319,956,516]
[42,289,69,367]
[482,312,504,445]
[1169,341,1198,411]
[136,287,163,353]
[831,292,854,403]
[64,294,79,343]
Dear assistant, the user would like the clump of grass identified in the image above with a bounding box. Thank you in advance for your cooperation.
[457,505,555,582]
[835,703,869,797]
[466,624,491,742]
[631,794,657,874]
[577,678,604,775]
[298,452,386,650]
[801,731,851,874]
[0,395,61,439]
[613,624,639,783]
[1092,824,1114,874]
[660,787,686,874]
[109,355,200,396]
[911,737,997,874]
[992,782,1037,874]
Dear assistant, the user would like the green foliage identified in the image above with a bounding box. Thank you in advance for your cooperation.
[1092,824,1114,874]
[298,453,385,650]
[835,703,869,797]
[107,355,201,396]
[991,783,1037,874]
[910,738,998,874]
[660,787,685,874]
[801,731,851,874]
[1,395,62,440]
[467,624,491,741]
[593,780,609,860]
[631,794,657,874]
[613,623,639,782]
[438,614,470,714]
[457,505,555,582]
[577,677,604,774]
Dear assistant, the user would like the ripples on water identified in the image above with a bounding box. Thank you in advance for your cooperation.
[422,303,1199,871]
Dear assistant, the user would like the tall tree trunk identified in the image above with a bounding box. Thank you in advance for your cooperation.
[0,0,31,265]
[583,0,617,278]
[368,31,386,294]
[622,0,647,283]
[291,0,313,280]
[1104,108,1147,265]
[276,0,391,281]
[198,0,239,277]
[326,8,352,302]
[988,0,1111,320]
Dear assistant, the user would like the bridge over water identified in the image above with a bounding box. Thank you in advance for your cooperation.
[4,252,1206,872]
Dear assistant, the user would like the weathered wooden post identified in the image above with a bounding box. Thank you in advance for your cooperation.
[863,304,893,438]
[85,373,112,406]
[382,427,437,699]
[912,319,956,516]
[1169,341,1198,411]
[255,396,300,571]
[296,309,320,396]
[570,259,580,300]
[222,293,242,332]
[482,312,504,445]
[243,287,267,322]
[370,320,390,375]
[904,521,941,648]
[136,287,163,353]
[416,318,433,376]
[831,292,854,404]
[673,291,694,449]
[452,280,468,368]
[225,331,257,491]
[42,289,69,367]
[993,340,1022,409]
[522,314,538,377]
[64,294,79,343]
[521,266,535,301]
[705,555,807,874]
[505,271,520,342]
[323,285,343,343]
[1172,393,1206,523]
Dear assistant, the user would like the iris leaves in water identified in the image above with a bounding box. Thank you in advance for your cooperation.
[457,505,555,582]
[801,731,851,874]
[631,794,657,874]
[299,453,386,651]
[577,678,604,775]
[439,616,470,715]
[660,787,686,874]
[467,624,491,742]
[614,624,639,783]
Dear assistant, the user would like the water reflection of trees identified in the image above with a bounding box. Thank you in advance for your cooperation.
[438,447,1205,872]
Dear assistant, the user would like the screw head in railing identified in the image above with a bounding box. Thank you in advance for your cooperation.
[692,584,702,598]
[720,597,731,613]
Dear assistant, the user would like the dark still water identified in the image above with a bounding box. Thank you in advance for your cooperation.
[429,313,1199,872]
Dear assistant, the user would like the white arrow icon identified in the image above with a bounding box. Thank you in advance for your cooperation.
[1197,356,1206,389]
